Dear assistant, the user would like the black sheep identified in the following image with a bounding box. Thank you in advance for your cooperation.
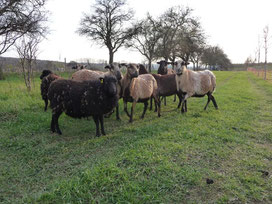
[40,70,61,111]
[40,70,53,80]
[48,75,118,136]
[138,64,148,75]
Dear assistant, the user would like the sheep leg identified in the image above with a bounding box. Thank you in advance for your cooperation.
[177,94,182,109]
[123,100,131,118]
[93,115,101,137]
[154,97,158,112]
[149,97,153,111]
[210,95,218,109]
[129,101,136,123]
[50,114,56,133]
[51,111,62,135]
[141,101,148,119]
[173,94,176,102]
[116,103,121,120]
[163,96,167,106]
[181,94,189,114]
[44,99,48,111]
[157,98,161,117]
[204,94,211,110]
[99,115,106,135]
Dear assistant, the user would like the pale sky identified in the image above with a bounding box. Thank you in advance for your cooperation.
[2,0,272,64]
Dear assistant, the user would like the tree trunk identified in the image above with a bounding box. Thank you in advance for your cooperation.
[148,59,152,73]
[109,50,114,64]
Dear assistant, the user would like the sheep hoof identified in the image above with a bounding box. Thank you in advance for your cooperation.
[129,119,133,123]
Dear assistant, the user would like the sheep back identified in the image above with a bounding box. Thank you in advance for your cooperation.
[48,77,118,118]
[72,69,104,81]
[152,74,177,96]
[129,74,157,102]
[176,70,216,96]
[167,68,175,74]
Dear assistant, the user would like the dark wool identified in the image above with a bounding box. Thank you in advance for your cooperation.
[152,74,177,97]
[48,77,118,117]
[139,64,148,75]
[48,75,118,136]
[40,73,61,111]
[40,70,53,80]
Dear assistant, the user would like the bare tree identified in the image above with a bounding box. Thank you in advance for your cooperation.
[78,0,138,63]
[175,18,206,69]
[16,35,41,91]
[0,0,48,55]
[155,6,193,63]
[126,14,162,72]
[257,35,261,64]
[263,25,270,80]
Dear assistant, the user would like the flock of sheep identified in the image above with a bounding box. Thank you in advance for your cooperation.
[40,61,218,137]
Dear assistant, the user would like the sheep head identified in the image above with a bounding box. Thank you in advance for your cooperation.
[105,63,122,81]
[174,61,190,76]
[100,75,118,97]
[157,60,171,75]
[121,63,139,78]
[40,70,53,79]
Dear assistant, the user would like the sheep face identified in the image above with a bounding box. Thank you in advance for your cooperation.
[157,60,171,75]
[122,63,139,78]
[174,61,189,76]
[40,70,53,79]
[101,75,118,97]
[105,63,122,81]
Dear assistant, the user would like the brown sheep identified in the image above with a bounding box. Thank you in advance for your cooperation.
[121,63,160,122]
[151,73,182,113]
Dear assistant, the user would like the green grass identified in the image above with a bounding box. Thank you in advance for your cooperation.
[0,71,271,203]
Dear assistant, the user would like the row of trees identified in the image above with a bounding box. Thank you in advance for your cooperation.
[78,0,232,72]
[0,0,232,87]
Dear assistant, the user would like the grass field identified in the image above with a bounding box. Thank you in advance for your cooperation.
[0,71,271,203]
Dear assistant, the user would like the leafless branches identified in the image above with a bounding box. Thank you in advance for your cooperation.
[0,0,48,55]
[16,35,42,91]
[78,0,137,63]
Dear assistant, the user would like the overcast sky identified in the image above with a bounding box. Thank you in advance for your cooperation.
[2,0,272,63]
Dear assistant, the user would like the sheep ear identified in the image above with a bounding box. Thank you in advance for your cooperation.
[99,77,104,84]
[105,65,111,69]
[120,63,128,67]
[157,61,160,64]
[186,62,190,65]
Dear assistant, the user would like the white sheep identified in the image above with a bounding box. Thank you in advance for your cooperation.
[174,61,218,113]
